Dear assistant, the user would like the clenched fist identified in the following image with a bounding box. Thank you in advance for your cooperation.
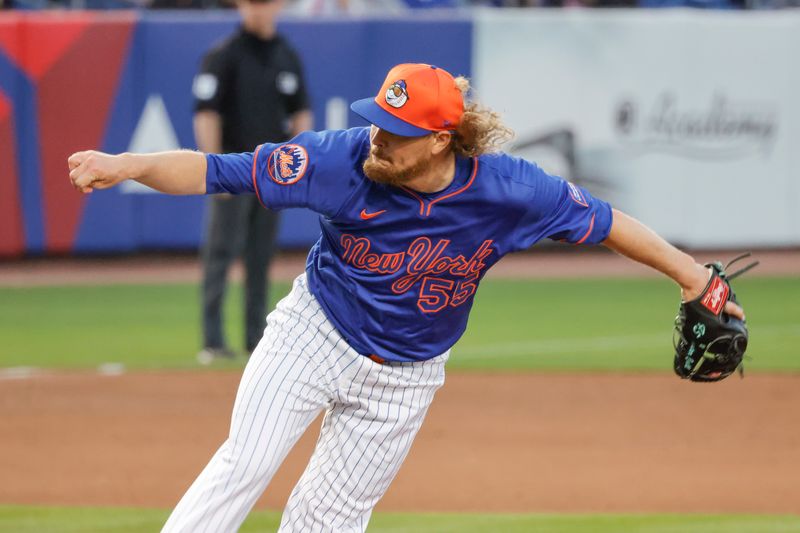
[68,151,131,194]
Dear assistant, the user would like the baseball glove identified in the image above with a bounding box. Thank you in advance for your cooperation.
[673,253,759,382]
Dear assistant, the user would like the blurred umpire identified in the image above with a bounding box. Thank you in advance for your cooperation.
[193,0,312,363]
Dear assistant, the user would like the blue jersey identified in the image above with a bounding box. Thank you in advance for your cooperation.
[206,127,613,362]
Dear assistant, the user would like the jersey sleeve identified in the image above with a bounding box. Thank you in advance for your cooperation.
[509,159,613,250]
[193,47,230,113]
[205,128,366,218]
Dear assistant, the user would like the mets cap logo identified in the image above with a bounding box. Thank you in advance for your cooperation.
[268,144,309,185]
[385,80,409,108]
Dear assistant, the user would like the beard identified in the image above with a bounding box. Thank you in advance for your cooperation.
[362,149,432,187]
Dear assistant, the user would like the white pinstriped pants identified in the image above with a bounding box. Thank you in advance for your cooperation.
[162,274,448,533]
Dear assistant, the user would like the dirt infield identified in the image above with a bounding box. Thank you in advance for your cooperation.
[2,370,798,514]
[2,251,798,516]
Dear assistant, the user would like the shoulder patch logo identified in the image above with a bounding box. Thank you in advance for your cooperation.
[567,182,588,207]
[385,80,409,108]
[268,144,308,185]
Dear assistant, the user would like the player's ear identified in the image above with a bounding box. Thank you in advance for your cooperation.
[430,131,452,156]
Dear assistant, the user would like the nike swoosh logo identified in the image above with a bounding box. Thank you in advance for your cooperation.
[360,209,386,220]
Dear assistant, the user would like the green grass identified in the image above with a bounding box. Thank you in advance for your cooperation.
[1,506,799,533]
[454,277,800,372]
[0,277,798,372]
[0,282,283,370]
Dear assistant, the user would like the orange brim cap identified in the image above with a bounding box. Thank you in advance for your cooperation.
[350,63,464,138]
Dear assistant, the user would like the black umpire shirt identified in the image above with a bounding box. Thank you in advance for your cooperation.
[193,27,310,153]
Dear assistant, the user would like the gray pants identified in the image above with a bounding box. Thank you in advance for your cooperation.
[202,194,279,352]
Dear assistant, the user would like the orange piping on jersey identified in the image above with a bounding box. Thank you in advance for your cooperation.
[368,354,386,364]
[400,186,426,216]
[576,214,596,245]
[251,144,266,209]
[425,157,479,216]
[398,158,479,217]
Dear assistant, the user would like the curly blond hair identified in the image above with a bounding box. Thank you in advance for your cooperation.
[451,76,514,158]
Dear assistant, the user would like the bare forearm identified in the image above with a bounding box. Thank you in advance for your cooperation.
[68,149,207,195]
[603,209,707,294]
[125,151,207,195]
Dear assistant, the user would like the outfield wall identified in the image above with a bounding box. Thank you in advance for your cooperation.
[0,11,797,256]
[476,11,800,249]
[0,12,471,255]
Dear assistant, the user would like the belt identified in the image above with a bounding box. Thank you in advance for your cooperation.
[367,354,386,365]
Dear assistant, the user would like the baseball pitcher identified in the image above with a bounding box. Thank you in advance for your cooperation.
[67,63,750,532]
